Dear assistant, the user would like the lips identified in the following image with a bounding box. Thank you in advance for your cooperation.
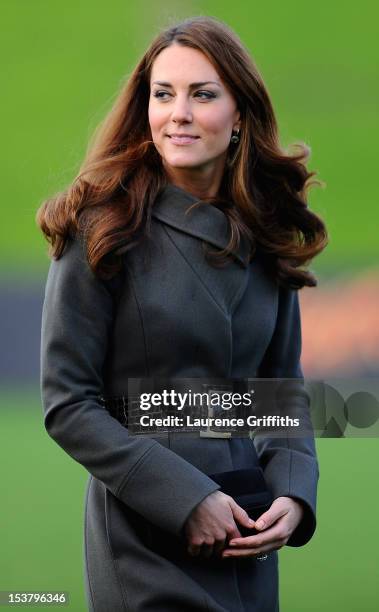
[167,135,200,145]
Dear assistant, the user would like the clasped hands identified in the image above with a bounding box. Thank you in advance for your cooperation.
[184,490,304,559]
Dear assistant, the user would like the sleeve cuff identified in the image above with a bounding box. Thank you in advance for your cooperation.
[283,495,317,547]
[116,440,221,536]
[257,445,319,547]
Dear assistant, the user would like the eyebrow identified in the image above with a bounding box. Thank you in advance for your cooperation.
[151,81,221,88]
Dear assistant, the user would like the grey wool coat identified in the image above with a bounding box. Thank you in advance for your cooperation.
[40,182,319,612]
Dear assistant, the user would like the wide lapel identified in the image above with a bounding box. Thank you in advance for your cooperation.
[151,183,251,268]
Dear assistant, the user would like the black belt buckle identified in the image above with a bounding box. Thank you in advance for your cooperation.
[199,383,235,438]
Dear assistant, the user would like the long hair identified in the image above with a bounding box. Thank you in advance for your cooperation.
[36,15,328,289]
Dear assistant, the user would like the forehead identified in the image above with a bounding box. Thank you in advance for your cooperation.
[150,45,220,83]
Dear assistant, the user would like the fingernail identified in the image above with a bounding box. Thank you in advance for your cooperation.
[249,519,255,526]
[256,520,265,529]
[229,541,236,546]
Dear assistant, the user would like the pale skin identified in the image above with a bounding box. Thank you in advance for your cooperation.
[184,491,304,560]
[148,43,304,559]
[148,42,241,200]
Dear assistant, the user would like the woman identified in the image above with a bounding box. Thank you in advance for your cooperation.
[37,15,327,612]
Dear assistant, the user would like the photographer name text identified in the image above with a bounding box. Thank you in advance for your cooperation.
[139,415,300,428]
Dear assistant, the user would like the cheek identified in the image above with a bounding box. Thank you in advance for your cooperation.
[148,105,164,136]
[199,108,234,141]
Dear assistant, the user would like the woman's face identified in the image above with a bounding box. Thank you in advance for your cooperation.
[148,44,240,182]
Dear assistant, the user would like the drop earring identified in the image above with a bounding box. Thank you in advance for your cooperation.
[230,129,240,143]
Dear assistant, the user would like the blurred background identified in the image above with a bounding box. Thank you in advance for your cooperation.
[1,1,378,610]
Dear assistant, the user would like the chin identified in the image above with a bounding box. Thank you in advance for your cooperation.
[164,155,209,169]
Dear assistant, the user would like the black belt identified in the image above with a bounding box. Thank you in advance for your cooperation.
[97,378,291,438]
[98,389,255,438]
[98,379,240,427]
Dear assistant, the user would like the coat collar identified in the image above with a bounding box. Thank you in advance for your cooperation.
[151,183,251,268]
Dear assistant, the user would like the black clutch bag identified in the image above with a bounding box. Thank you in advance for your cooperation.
[208,467,274,537]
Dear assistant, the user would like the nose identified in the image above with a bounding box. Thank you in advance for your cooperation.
[171,93,193,123]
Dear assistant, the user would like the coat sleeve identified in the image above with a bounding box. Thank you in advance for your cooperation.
[254,285,319,547]
[40,234,220,536]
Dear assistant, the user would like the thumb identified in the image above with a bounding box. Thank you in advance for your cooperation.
[254,512,270,531]
[229,499,255,530]
[255,502,284,531]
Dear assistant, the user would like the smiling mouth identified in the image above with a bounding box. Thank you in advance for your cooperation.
[167,135,200,145]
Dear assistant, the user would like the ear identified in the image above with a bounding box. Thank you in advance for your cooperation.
[233,108,241,131]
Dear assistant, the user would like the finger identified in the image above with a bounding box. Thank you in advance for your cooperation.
[230,499,256,530]
[187,542,202,557]
[254,499,288,531]
[226,521,243,541]
[222,540,284,558]
[213,536,227,558]
[228,523,286,548]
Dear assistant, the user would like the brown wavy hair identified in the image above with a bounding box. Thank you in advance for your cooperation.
[36,15,328,289]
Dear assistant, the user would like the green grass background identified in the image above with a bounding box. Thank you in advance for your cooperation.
[1,0,378,610]
[1,0,378,278]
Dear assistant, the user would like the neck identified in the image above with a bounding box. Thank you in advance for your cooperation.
[163,159,226,200]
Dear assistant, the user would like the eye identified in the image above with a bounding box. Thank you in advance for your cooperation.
[152,90,170,99]
[152,90,217,100]
[195,91,216,99]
